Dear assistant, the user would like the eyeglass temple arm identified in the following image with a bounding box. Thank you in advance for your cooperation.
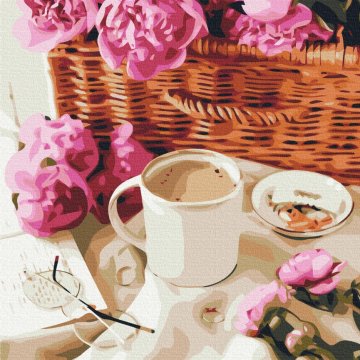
[81,302,154,333]
[52,256,155,334]
[52,256,72,294]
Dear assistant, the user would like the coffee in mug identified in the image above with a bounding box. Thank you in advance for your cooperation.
[144,160,236,203]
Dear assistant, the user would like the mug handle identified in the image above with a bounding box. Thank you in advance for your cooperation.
[108,175,146,252]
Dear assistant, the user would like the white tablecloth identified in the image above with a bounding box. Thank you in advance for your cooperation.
[77,159,360,359]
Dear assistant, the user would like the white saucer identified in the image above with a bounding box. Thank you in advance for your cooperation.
[251,170,354,238]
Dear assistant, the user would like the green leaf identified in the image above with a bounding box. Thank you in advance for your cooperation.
[40,157,57,168]
[343,0,360,45]
[296,0,360,44]
[12,193,19,210]
[351,279,360,308]
[294,287,339,312]
[353,311,360,331]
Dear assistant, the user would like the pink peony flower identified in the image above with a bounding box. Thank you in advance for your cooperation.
[88,123,153,223]
[6,114,98,201]
[223,4,333,56]
[96,0,208,80]
[14,0,98,52]
[235,280,290,336]
[5,150,41,194]
[15,165,89,237]
[110,123,153,181]
[86,168,143,224]
[277,249,347,295]
[12,113,98,180]
[242,0,292,22]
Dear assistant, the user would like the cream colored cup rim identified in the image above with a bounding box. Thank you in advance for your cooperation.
[140,149,242,207]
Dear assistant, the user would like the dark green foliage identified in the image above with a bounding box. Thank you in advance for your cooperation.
[206,9,226,37]
[297,0,360,44]
[354,311,360,331]
[294,287,339,312]
[296,0,349,23]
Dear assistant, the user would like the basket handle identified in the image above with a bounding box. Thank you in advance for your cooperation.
[163,89,295,127]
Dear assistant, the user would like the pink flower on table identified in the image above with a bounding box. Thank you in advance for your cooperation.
[15,165,89,237]
[5,150,39,194]
[96,0,208,80]
[87,169,123,224]
[110,123,153,181]
[88,123,152,223]
[14,0,98,52]
[235,280,290,337]
[37,114,99,177]
[6,113,99,195]
[223,4,333,56]
[242,0,292,22]
[22,114,98,176]
[277,249,347,295]
[86,168,143,224]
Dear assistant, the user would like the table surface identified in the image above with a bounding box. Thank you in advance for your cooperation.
[2,158,360,359]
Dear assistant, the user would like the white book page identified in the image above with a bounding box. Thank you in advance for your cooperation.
[0,231,107,337]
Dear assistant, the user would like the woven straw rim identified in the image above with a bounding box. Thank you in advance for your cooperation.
[190,36,360,68]
[48,33,360,70]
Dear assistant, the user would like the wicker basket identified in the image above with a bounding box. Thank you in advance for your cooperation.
[48,35,360,185]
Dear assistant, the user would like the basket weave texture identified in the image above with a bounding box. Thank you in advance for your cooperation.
[48,35,360,185]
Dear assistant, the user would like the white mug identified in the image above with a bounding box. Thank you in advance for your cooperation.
[108,149,243,287]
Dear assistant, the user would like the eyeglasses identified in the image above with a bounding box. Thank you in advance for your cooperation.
[23,256,154,349]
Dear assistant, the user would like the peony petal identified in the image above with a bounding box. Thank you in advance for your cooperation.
[178,0,208,48]
[277,4,312,32]
[242,0,292,22]
[127,47,186,80]
[13,16,64,52]
[84,0,98,32]
[308,275,340,295]
[56,18,87,46]
[332,261,347,275]
[18,113,46,143]
[312,253,333,279]
[98,30,126,69]
[111,123,133,145]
